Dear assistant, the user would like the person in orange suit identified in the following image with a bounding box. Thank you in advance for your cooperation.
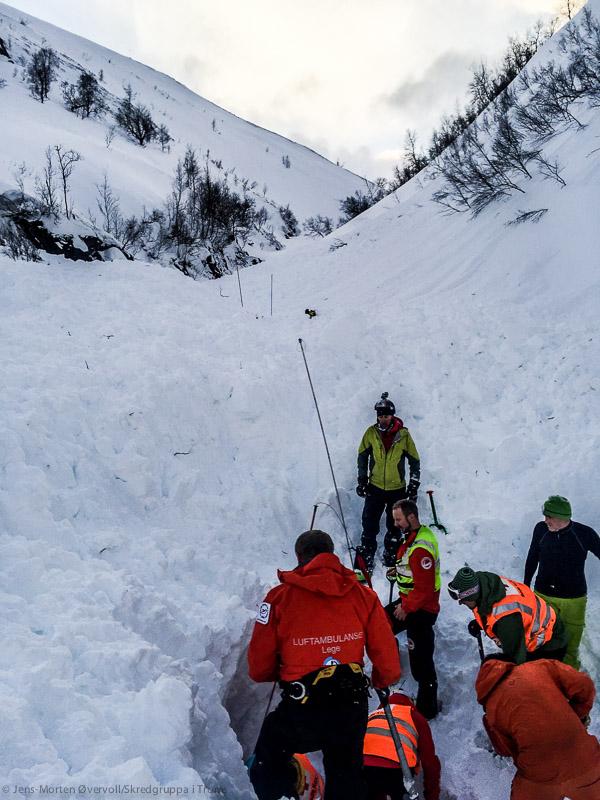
[475,655,600,799]
[363,691,440,800]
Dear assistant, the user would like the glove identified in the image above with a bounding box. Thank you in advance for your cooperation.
[375,687,390,705]
[383,530,403,565]
[386,567,397,583]
[354,567,368,584]
[356,477,369,498]
[468,619,483,638]
[407,479,420,502]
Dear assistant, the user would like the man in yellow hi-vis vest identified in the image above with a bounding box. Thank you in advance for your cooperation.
[385,500,441,719]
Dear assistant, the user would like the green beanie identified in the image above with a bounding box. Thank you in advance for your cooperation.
[542,495,572,520]
[448,566,480,602]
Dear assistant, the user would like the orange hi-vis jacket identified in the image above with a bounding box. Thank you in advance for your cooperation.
[473,576,556,653]
[363,703,419,769]
[293,754,324,800]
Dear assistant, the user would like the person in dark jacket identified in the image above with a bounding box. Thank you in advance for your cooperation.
[355,393,420,573]
[363,691,441,800]
[475,655,600,799]
[248,530,401,800]
[524,495,600,669]
[448,567,568,664]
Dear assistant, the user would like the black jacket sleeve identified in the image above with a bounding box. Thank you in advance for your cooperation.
[586,525,600,561]
[357,446,372,481]
[523,524,543,586]
[405,452,420,483]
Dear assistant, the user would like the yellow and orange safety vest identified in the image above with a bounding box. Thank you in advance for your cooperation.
[473,576,556,652]
[363,703,419,769]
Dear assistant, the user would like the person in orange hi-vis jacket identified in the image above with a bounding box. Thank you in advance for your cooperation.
[476,655,600,800]
[292,753,324,800]
[248,529,401,800]
[363,691,440,800]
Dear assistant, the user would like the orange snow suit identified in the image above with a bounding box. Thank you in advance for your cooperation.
[476,658,600,800]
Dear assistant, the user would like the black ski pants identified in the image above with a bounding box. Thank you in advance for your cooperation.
[361,486,407,565]
[364,765,407,800]
[249,694,369,800]
[385,602,438,718]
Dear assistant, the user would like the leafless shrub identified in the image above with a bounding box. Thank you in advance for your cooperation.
[62,71,107,118]
[35,147,60,219]
[505,208,548,226]
[53,145,82,219]
[303,215,333,237]
[0,219,40,261]
[27,46,59,102]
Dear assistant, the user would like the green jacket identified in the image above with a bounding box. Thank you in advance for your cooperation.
[357,423,420,491]
[474,571,567,665]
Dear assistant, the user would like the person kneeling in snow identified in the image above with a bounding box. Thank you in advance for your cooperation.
[363,691,440,800]
[448,567,568,664]
[476,655,600,800]
[247,530,401,800]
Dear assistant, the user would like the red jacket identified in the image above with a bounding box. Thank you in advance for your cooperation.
[248,553,401,688]
[475,659,599,785]
[364,693,440,800]
[395,530,440,615]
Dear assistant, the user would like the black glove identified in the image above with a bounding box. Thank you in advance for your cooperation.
[468,619,482,638]
[407,479,420,502]
[383,529,403,565]
[356,477,369,498]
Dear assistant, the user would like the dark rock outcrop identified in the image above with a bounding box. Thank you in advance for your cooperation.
[0,192,134,262]
[0,37,12,61]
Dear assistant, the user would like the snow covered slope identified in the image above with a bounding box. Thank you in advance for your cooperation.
[1,4,600,800]
[0,1,364,229]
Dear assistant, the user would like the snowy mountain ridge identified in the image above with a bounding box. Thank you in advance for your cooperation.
[0,1,365,251]
[1,2,600,799]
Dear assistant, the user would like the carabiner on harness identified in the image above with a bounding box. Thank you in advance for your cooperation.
[288,681,307,701]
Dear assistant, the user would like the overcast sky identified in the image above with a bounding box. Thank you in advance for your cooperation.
[10,0,561,178]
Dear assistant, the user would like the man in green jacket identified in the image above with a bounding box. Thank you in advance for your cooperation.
[356,393,420,573]
[448,567,568,664]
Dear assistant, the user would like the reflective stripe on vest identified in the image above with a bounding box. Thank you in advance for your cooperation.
[395,526,441,596]
[473,577,556,652]
[363,704,419,768]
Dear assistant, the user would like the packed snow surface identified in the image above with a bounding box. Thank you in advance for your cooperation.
[2,3,600,800]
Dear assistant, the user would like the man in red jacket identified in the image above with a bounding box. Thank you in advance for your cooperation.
[363,691,441,800]
[248,530,401,800]
[476,655,600,799]
[385,500,440,719]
